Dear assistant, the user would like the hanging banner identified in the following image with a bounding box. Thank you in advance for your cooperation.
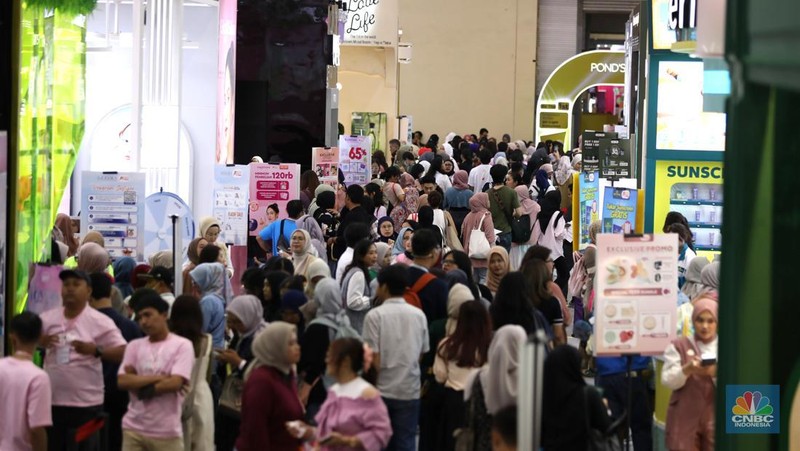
[248,163,301,237]
[602,186,638,234]
[27,264,64,315]
[595,233,678,356]
[342,0,399,47]
[338,135,372,186]
[81,172,147,259]
[213,165,251,246]
[599,138,633,180]
[312,147,340,187]
[216,0,238,164]
[578,171,601,249]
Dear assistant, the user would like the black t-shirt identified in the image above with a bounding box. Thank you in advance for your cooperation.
[539,296,564,326]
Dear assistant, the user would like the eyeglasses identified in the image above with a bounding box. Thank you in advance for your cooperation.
[443,259,456,265]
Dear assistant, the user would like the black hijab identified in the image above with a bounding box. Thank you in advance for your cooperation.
[537,190,562,232]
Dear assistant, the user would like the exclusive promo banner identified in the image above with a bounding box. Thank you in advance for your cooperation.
[595,233,678,356]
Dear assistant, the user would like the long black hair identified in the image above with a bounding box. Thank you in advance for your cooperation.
[170,295,204,355]
[342,239,375,286]
[490,272,539,334]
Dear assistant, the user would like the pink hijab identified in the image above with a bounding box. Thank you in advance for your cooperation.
[461,193,491,239]
[514,185,541,217]
[453,170,469,190]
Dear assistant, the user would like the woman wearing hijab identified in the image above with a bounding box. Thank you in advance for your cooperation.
[390,173,420,230]
[554,155,575,211]
[289,229,318,281]
[533,190,569,296]
[461,193,496,284]
[533,168,556,202]
[199,216,234,279]
[183,237,208,295]
[663,298,718,451]
[77,242,111,274]
[236,322,304,451]
[309,183,336,218]
[701,261,720,292]
[112,257,137,299]
[510,185,541,270]
[444,170,473,230]
[280,290,308,339]
[682,257,710,300]
[376,217,397,245]
[463,325,527,450]
[391,226,414,265]
[542,346,612,450]
[485,246,510,296]
[190,262,231,350]
[299,278,352,420]
[55,213,79,257]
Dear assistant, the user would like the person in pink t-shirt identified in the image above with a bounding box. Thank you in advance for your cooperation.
[40,269,127,451]
[118,290,195,451]
[0,312,52,451]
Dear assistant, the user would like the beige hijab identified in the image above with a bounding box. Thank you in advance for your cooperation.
[247,322,297,379]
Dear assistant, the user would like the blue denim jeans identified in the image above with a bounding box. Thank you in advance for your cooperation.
[382,397,420,451]
[496,232,512,252]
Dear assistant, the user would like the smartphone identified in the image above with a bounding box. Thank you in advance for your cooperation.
[700,352,717,366]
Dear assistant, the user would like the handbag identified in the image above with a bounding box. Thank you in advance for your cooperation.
[491,188,532,244]
[181,335,209,421]
[444,211,464,252]
[276,219,290,253]
[454,378,479,451]
[583,386,622,451]
[468,213,491,259]
[219,373,245,419]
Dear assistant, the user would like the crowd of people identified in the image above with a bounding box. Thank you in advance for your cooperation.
[0,130,720,451]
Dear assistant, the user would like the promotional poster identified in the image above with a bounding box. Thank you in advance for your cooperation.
[213,165,251,245]
[595,233,678,356]
[248,163,301,237]
[338,135,372,186]
[342,0,399,47]
[312,147,340,186]
[578,171,601,249]
[599,137,632,180]
[81,172,147,259]
[582,131,617,173]
[602,186,638,234]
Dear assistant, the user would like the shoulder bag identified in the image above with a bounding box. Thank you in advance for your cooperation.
[468,213,491,259]
[491,188,533,244]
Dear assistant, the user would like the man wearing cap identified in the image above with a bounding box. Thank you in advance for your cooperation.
[40,269,127,450]
[89,273,143,451]
[138,266,176,312]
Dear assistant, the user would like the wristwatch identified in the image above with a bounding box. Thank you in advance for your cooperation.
[94,346,104,358]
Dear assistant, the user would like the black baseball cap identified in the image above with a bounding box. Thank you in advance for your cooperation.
[59,269,91,284]
[137,266,174,286]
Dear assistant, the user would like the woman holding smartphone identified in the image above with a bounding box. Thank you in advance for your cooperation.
[662,297,718,450]
[288,338,392,450]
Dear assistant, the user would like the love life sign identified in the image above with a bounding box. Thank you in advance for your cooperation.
[342,0,398,47]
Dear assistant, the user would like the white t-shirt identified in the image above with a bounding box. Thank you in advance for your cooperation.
[336,247,355,285]
[468,164,493,192]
